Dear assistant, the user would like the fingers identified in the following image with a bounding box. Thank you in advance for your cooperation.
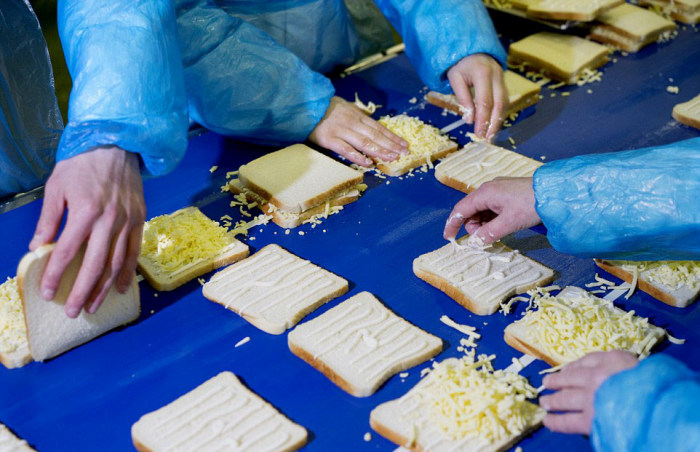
[543,367,595,390]
[444,196,478,240]
[540,388,588,412]
[117,222,143,293]
[341,122,403,162]
[472,68,494,138]
[543,412,591,435]
[449,71,475,124]
[30,186,64,251]
[486,74,507,140]
[472,209,519,244]
[327,138,373,166]
[361,116,409,152]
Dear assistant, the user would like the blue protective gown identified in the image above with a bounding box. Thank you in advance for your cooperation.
[175,0,507,145]
[533,137,700,260]
[592,354,700,452]
[0,0,62,198]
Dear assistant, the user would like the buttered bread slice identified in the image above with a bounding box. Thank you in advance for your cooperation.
[414,238,554,316]
[673,93,700,130]
[288,292,443,397]
[0,424,35,451]
[203,244,348,334]
[0,277,31,369]
[132,371,307,452]
[435,141,542,194]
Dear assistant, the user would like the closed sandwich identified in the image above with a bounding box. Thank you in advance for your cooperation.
[525,0,624,22]
[589,3,676,52]
[672,93,700,130]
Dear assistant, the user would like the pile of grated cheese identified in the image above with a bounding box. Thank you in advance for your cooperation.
[520,288,664,364]
[141,209,234,273]
[417,351,541,444]
[0,277,27,354]
[378,114,453,165]
[609,260,700,292]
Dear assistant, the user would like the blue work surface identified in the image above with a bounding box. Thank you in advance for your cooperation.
[1,20,699,452]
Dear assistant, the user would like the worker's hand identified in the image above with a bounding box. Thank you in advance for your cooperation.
[444,177,540,244]
[29,146,146,318]
[540,351,638,435]
[447,53,507,140]
[309,96,409,167]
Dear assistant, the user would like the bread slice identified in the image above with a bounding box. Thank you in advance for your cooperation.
[370,357,545,452]
[375,115,458,176]
[508,32,609,84]
[238,144,364,215]
[413,238,554,316]
[288,291,443,397]
[228,179,364,229]
[203,244,349,334]
[504,286,667,366]
[672,93,700,130]
[588,4,676,52]
[0,423,35,451]
[17,244,140,362]
[425,71,541,118]
[525,0,624,21]
[640,0,700,24]
[595,259,700,308]
[138,207,249,291]
[132,371,307,452]
[0,277,32,369]
[434,141,542,194]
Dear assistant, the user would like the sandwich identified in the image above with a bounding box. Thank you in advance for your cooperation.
[202,244,349,334]
[413,237,554,316]
[508,32,609,84]
[672,93,700,130]
[640,0,700,24]
[434,140,542,194]
[132,371,308,452]
[0,277,31,369]
[288,291,443,397]
[138,206,249,291]
[588,3,676,52]
[229,144,366,228]
[525,0,624,21]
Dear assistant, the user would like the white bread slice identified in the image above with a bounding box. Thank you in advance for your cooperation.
[525,0,624,21]
[595,259,700,308]
[228,179,364,229]
[375,115,458,177]
[425,71,541,118]
[131,371,307,452]
[0,424,35,451]
[640,0,700,24]
[672,93,700,130]
[504,286,667,367]
[288,292,443,397]
[434,141,542,194]
[203,244,349,334]
[237,144,364,215]
[370,358,545,452]
[508,32,609,85]
[0,277,32,369]
[17,244,140,362]
[138,207,249,291]
[588,4,676,52]
[413,238,554,316]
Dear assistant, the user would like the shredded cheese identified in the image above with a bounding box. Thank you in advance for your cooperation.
[0,277,27,354]
[608,260,700,292]
[378,114,453,166]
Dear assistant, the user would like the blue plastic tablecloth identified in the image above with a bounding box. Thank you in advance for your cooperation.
[1,17,699,452]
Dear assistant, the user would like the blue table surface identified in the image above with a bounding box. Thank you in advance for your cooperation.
[1,17,699,452]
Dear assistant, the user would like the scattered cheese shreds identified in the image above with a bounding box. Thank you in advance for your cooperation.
[0,277,27,354]
[378,114,453,168]
[234,337,250,348]
[209,165,218,173]
[606,260,700,292]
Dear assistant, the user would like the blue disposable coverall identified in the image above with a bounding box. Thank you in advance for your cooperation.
[0,0,189,199]
[174,0,507,145]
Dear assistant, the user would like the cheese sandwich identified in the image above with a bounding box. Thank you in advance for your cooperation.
[425,71,541,118]
[0,424,35,452]
[375,115,458,176]
[589,3,676,52]
[17,244,140,362]
[229,144,366,228]
[0,277,31,369]
[525,0,624,21]
[288,291,443,397]
[596,259,700,308]
[132,371,307,452]
[414,238,554,316]
[504,286,667,367]
[203,244,348,334]
[508,32,609,84]
[370,355,545,452]
[138,206,249,291]
[640,0,700,24]
[672,93,700,130]
[434,141,542,194]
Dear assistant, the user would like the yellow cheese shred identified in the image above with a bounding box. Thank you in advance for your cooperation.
[0,277,27,354]
[608,260,700,292]
[141,208,234,273]
[418,351,541,444]
[378,114,453,166]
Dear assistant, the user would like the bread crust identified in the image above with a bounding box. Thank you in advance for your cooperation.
[375,143,458,177]
[507,52,609,85]
[434,170,476,194]
[526,0,624,21]
[369,417,422,452]
[504,324,562,367]
[288,341,363,396]
[587,29,645,52]
[672,96,700,131]
[594,259,695,308]
[0,347,32,370]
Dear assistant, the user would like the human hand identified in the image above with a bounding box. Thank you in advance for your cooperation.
[29,146,146,318]
[443,177,540,244]
[308,96,409,167]
[447,53,507,140]
[540,351,639,435]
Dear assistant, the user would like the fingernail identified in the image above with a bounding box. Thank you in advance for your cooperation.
[66,306,80,318]
[462,110,474,124]
[42,288,54,300]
